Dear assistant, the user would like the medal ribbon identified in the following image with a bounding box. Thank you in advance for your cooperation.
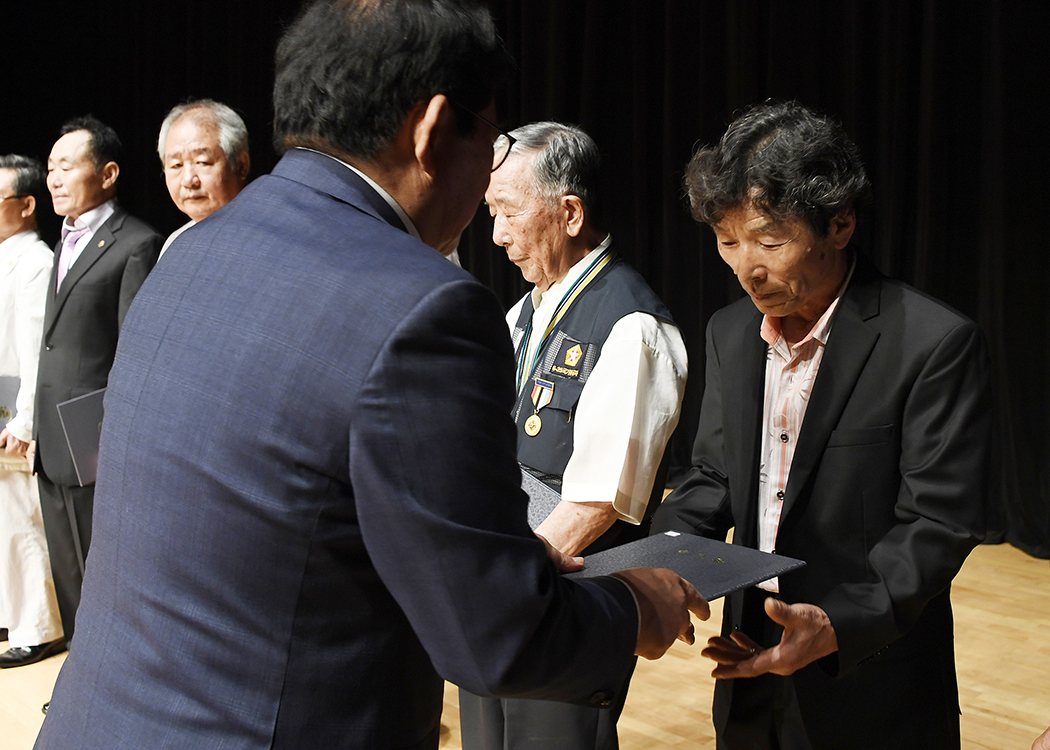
[515,247,614,393]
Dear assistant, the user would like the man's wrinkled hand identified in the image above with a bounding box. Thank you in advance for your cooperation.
[535,532,584,574]
[611,568,710,660]
[0,428,29,457]
[702,597,837,679]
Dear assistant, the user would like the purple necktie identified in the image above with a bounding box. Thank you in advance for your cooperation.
[56,224,90,291]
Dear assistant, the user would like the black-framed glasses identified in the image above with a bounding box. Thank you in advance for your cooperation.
[452,101,517,172]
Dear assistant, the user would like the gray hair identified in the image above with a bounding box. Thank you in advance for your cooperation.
[495,121,602,223]
[0,153,47,208]
[157,99,250,167]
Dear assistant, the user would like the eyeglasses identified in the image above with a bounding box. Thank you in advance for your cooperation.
[0,194,26,202]
[452,101,517,172]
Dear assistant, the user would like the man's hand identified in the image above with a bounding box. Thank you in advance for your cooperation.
[702,597,838,678]
[1033,724,1050,750]
[535,500,620,557]
[611,568,710,660]
[0,428,29,457]
[25,438,35,472]
[535,532,585,574]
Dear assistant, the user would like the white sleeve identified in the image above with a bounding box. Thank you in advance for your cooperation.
[7,242,52,442]
[560,312,688,523]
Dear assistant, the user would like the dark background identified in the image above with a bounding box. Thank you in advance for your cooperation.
[4,1,1046,557]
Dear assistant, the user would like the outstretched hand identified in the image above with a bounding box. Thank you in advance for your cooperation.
[611,568,710,660]
[702,597,838,678]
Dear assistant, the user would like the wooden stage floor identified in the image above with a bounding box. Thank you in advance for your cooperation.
[2,543,1047,749]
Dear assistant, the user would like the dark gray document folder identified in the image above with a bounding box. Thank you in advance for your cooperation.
[521,467,561,530]
[0,375,19,423]
[56,387,106,486]
[567,531,806,600]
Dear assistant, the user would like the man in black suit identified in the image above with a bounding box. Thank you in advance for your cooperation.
[34,2,706,748]
[653,101,990,750]
[31,116,161,647]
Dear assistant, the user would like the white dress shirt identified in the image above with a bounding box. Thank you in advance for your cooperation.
[58,198,116,277]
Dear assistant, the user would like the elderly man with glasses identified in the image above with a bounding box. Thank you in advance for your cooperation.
[459,121,688,750]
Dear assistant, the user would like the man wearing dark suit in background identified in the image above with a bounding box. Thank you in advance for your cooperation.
[653,101,990,750]
[35,2,707,749]
[30,116,161,650]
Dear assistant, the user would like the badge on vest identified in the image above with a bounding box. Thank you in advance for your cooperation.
[525,377,555,436]
[549,340,587,379]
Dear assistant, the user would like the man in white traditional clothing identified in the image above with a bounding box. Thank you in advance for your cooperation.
[459,122,688,750]
[0,154,64,667]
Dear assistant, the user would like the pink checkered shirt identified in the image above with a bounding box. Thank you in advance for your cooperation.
[756,261,854,592]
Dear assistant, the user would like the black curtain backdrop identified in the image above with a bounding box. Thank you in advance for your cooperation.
[4,1,1046,557]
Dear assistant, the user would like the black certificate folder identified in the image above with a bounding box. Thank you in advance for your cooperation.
[56,387,106,487]
[567,532,806,601]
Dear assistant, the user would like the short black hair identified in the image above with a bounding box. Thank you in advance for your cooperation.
[59,115,124,172]
[273,0,512,158]
[0,154,47,209]
[684,100,871,237]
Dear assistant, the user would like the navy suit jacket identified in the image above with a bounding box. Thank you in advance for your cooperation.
[653,256,991,750]
[33,205,161,485]
[36,149,638,750]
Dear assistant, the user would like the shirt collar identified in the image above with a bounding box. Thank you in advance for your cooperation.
[62,198,116,240]
[294,147,421,242]
[530,234,613,310]
[760,253,857,349]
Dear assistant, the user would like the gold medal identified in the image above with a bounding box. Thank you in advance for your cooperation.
[524,414,542,436]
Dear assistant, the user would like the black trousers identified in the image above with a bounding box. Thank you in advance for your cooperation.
[714,588,814,750]
[459,659,637,750]
[36,475,94,643]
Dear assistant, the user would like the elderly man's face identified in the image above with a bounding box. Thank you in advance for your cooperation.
[712,204,854,329]
[47,130,113,220]
[0,169,32,242]
[163,115,245,223]
[485,154,573,292]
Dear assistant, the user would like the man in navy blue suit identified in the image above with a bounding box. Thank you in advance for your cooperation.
[35,2,707,749]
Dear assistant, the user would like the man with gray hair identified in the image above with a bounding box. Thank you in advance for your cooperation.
[0,155,64,668]
[157,99,250,257]
[460,122,688,750]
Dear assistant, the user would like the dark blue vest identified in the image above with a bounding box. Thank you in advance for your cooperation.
[511,256,674,551]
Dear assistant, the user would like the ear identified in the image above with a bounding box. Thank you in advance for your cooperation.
[234,151,250,182]
[21,194,36,219]
[412,94,455,177]
[100,161,120,191]
[828,207,856,250]
[562,194,586,238]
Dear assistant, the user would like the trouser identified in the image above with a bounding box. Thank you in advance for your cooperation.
[459,659,636,750]
[715,588,814,750]
[0,468,62,647]
[36,475,94,644]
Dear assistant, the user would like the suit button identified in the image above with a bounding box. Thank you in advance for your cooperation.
[589,691,613,707]
[45,343,53,351]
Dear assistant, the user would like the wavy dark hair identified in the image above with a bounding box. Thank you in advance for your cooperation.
[684,100,871,236]
[60,115,124,173]
[273,0,512,158]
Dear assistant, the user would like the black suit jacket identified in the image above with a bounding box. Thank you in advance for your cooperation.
[35,150,638,750]
[33,204,161,485]
[653,255,991,749]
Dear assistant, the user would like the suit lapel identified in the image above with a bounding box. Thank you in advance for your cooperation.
[46,209,124,338]
[781,259,882,522]
[723,307,766,547]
